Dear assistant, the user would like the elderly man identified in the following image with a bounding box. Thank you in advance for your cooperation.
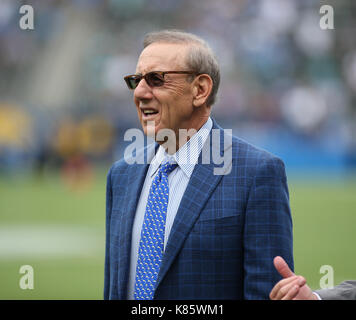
[104,30,293,300]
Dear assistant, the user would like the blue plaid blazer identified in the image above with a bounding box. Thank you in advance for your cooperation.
[104,119,293,300]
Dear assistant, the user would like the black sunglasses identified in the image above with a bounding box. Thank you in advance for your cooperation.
[124,71,198,90]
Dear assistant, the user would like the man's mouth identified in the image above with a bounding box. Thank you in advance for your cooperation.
[141,109,159,119]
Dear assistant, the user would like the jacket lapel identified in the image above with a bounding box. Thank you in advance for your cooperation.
[116,142,157,299]
[154,122,233,292]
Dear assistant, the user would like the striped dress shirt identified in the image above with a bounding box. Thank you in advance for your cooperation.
[127,117,213,299]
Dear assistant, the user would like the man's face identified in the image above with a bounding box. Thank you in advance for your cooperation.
[133,43,195,138]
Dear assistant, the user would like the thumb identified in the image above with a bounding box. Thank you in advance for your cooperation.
[273,256,295,278]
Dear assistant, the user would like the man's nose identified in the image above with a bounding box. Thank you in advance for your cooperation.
[134,78,153,101]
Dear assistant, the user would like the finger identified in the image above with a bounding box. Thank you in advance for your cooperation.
[270,276,300,300]
[273,256,295,278]
[270,276,299,299]
[297,276,306,287]
[274,278,300,300]
[294,283,315,300]
[273,277,302,300]
[282,285,300,300]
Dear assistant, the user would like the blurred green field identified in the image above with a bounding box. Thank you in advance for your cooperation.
[0,169,355,299]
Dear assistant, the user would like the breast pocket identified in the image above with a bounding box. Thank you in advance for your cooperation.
[186,215,243,261]
[191,215,242,235]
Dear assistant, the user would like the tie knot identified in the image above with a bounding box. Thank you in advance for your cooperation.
[159,161,178,176]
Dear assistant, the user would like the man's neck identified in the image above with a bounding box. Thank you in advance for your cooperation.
[160,116,210,155]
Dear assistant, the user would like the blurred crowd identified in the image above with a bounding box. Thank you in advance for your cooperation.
[1,0,356,176]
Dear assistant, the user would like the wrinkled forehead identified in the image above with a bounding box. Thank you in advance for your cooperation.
[135,43,189,74]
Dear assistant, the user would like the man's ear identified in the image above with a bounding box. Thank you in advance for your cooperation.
[192,74,213,107]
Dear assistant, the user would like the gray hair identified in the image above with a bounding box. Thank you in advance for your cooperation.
[143,30,220,107]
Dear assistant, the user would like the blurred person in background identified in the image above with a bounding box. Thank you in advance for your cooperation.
[0,104,33,173]
[270,256,356,300]
[104,30,293,300]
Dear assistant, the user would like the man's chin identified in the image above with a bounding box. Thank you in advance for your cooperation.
[142,122,158,139]
[141,117,160,132]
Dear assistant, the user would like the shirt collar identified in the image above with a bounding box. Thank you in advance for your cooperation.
[149,117,213,178]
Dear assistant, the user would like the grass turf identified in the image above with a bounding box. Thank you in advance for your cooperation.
[0,169,355,299]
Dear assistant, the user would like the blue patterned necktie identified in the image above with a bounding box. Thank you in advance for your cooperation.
[134,160,178,300]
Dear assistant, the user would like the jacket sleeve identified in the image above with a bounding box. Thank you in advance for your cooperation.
[316,281,356,300]
[103,166,113,300]
[243,156,294,299]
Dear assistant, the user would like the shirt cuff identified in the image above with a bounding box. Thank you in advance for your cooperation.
[313,292,322,300]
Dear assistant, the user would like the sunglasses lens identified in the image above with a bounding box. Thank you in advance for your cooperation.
[125,76,141,89]
[124,72,166,89]
[146,72,164,87]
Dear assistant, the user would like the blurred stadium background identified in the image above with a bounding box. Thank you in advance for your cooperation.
[0,0,355,299]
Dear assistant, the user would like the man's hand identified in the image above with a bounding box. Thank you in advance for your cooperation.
[269,256,318,300]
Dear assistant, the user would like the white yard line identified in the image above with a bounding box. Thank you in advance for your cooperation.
[0,225,104,259]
